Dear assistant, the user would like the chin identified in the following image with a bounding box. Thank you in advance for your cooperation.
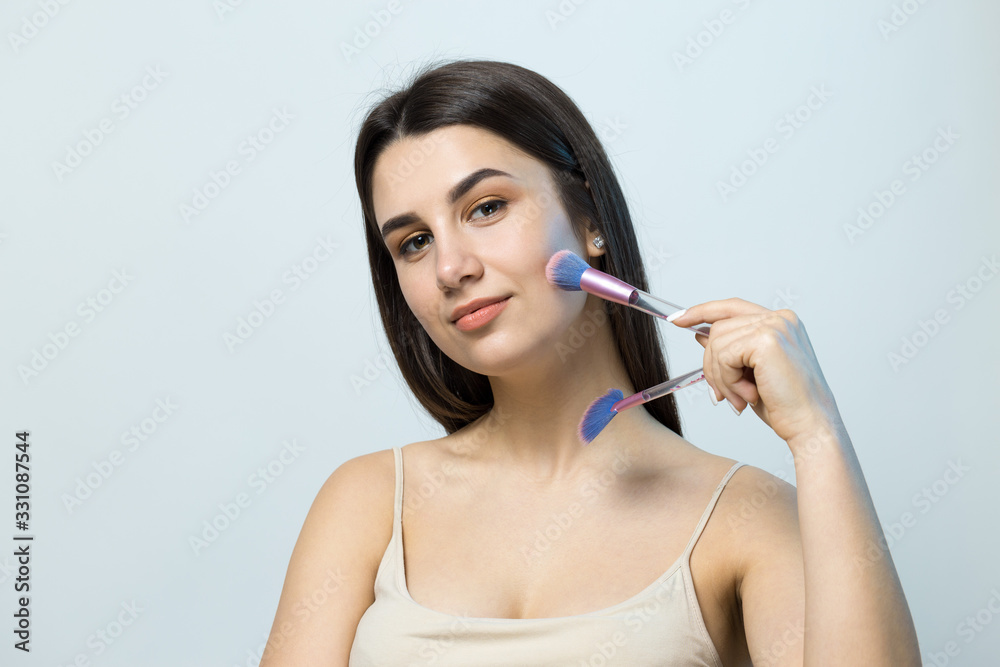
[467,330,569,377]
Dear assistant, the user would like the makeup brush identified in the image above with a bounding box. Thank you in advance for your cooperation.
[545,249,711,336]
[578,369,707,444]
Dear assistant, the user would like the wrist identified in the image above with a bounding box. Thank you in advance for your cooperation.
[786,420,851,465]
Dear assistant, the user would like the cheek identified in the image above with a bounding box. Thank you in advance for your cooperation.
[496,209,563,265]
[545,213,583,253]
[396,274,435,325]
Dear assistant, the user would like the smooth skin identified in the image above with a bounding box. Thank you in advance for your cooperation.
[259,124,921,666]
[676,302,922,664]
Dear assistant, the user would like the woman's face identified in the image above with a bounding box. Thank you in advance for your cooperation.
[371,124,602,376]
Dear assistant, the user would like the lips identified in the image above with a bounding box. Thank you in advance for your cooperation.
[450,296,511,323]
[451,296,512,332]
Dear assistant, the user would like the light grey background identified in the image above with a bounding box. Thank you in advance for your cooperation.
[1,1,997,665]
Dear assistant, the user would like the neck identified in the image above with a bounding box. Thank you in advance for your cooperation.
[456,299,678,483]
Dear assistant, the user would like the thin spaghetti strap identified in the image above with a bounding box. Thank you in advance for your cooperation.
[682,461,746,561]
[392,446,403,536]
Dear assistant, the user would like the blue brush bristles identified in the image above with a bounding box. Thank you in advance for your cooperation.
[578,388,624,444]
[545,249,590,291]
[549,250,621,444]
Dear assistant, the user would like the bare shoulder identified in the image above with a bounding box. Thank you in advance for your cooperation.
[712,463,803,605]
[716,464,799,546]
[324,447,397,512]
[259,446,401,666]
[669,445,801,575]
[697,460,808,665]
[323,447,398,545]
[685,456,804,666]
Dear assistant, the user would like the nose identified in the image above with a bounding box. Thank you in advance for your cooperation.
[435,228,483,291]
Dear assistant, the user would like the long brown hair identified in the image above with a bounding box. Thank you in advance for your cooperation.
[353,58,682,437]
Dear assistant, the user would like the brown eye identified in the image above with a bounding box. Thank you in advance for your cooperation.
[470,199,507,220]
[400,233,432,256]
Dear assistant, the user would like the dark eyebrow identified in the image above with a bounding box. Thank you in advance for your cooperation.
[378,168,514,242]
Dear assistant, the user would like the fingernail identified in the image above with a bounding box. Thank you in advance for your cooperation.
[666,308,687,323]
[727,399,742,416]
[708,388,718,406]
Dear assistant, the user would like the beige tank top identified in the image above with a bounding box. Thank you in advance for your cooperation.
[349,446,744,666]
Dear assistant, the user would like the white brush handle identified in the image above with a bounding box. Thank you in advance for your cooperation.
[630,291,711,336]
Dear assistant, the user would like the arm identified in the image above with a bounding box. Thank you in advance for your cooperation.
[735,432,921,666]
[670,298,921,665]
[728,466,806,667]
[259,450,393,667]
[788,424,920,664]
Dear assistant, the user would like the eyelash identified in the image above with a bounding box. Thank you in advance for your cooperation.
[398,198,508,257]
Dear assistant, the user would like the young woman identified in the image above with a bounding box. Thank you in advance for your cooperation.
[260,59,920,666]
